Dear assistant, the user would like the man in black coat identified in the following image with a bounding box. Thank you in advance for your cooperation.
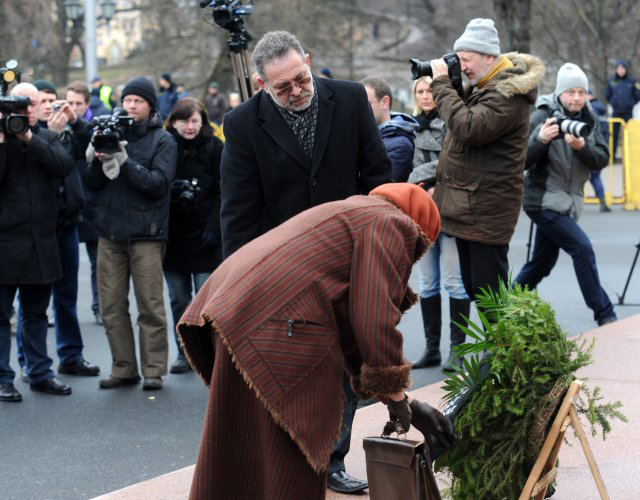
[12,79,100,381]
[220,31,392,494]
[0,83,75,402]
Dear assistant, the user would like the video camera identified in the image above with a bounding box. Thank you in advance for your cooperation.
[89,107,134,154]
[0,59,30,136]
[200,0,253,31]
[410,53,463,94]
[551,110,591,138]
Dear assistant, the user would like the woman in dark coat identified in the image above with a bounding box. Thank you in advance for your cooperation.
[163,98,223,374]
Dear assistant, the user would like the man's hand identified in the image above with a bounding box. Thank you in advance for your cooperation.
[86,143,96,163]
[410,399,456,448]
[538,117,560,145]
[15,128,32,143]
[387,393,412,433]
[430,59,449,79]
[565,133,585,151]
[59,101,78,124]
[113,141,128,167]
[48,103,69,133]
[95,141,128,180]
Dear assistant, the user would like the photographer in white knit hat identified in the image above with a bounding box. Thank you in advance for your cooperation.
[514,62,617,327]
[427,18,544,336]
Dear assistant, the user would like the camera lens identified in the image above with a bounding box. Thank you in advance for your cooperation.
[559,119,590,138]
[409,58,433,80]
[7,115,28,135]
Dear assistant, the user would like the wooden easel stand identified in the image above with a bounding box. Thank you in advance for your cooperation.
[519,380,610,500]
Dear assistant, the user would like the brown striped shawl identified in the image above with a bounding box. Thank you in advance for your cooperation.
[178,195,428,473]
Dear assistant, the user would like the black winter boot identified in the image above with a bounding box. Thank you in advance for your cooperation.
[599,195,611,212]
[412,296,442,368]
[442,297,471,373]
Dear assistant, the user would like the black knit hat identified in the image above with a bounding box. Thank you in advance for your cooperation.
[121,76,157,108]
[33,79,57,96]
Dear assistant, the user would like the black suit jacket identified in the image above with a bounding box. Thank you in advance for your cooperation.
[220,77,392,257]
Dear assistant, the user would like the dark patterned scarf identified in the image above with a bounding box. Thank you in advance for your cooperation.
[272,83,319,159]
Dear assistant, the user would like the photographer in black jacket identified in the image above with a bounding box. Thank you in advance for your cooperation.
[14,80,100,381]
[84,77,177,391]
[163,98,223,374]
[0,83,74,402]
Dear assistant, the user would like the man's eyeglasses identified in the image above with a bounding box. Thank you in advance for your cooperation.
[270,74,313,98]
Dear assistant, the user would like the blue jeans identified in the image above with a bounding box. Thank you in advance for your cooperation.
[164,271,210,359]
[417,232,468,300]
[1,284,54,385]
[514,210,615,324]
[17,225,85,367]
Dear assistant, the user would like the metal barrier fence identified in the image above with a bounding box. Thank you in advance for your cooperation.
[584,118,640,210]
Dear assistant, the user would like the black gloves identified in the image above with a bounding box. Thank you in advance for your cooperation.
[410,399,456,449]
[387,393,412,433]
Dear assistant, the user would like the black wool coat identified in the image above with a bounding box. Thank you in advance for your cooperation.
[220,77,392,257]
[163,131,224,274]
[0,127,74,285]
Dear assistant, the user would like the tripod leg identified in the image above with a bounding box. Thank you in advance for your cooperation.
[618,240,640,305]
[526,220,535,263]
[229,51,253,102]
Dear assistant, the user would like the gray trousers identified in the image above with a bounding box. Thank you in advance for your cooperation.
[97,237,168,378]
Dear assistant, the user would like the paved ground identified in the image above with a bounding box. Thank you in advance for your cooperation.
[95,315,640,500]
[2,202,639,500]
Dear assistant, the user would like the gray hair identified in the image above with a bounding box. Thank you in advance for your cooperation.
[251,31,306,81]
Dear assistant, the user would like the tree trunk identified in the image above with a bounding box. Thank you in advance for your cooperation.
[493,0,532,53]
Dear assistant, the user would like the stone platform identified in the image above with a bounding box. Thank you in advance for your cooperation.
[94,315,640,500]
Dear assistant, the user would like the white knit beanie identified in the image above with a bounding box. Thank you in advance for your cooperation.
[554,63,589,96]
[453,18,501,57]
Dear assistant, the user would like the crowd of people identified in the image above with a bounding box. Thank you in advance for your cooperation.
[0,15,631,499]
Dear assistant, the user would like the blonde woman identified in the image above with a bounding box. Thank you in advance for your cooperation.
[409,76,470,372]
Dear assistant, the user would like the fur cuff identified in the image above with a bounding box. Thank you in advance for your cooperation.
[351,363,412,400]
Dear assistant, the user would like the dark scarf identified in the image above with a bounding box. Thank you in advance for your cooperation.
[415,109,439,132]
[271,83,319,158]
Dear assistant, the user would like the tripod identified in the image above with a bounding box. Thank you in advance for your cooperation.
[201,0,255,103]
[617,237,640,306]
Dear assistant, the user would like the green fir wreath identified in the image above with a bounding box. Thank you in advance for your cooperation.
[434,281,626,499]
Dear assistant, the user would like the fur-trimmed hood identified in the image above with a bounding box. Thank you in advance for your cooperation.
[490,52,545,102]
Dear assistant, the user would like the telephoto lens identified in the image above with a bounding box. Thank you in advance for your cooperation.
[559,119,590,138]
[552,111,591,138]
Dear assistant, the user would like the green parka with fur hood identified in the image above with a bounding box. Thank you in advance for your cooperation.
[431,52,545,245]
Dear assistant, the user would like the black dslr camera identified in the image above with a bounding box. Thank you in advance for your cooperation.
[410,53,463,93]
[551,110,591,138]
[0,59,30,136]
[90,107,134,153]
[171,178,202,207]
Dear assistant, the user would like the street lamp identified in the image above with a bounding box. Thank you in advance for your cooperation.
[63,0,82,21]
[100,0,117,22]
[63,0,120,83]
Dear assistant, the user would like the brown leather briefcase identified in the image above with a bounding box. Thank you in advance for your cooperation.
[363,434,442,500]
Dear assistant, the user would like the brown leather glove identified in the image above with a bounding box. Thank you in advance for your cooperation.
[410,399,456,449]
[387,393,412,433]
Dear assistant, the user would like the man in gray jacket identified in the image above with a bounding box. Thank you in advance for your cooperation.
[514,63,617,326]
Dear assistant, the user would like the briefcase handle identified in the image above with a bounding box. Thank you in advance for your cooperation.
[382,420,407,439]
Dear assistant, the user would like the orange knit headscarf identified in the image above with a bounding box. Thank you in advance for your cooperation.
[369,183,441,243]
